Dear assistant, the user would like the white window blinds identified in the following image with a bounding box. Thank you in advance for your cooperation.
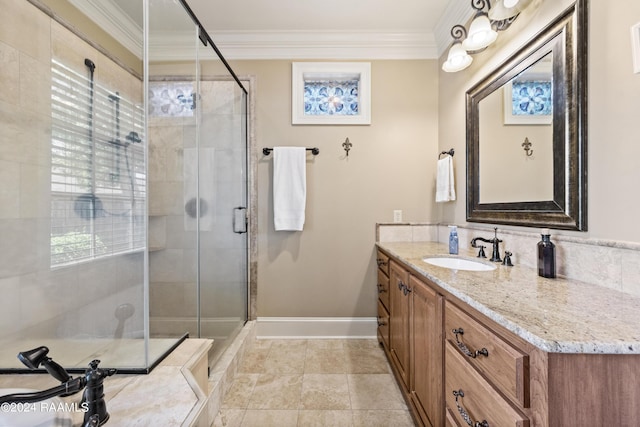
[50,59,146,267]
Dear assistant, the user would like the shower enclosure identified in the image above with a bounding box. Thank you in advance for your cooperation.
[0,0,250,373]
[146,0,250,364]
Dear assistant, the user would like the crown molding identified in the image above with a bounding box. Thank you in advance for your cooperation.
[150,30,438,61]
[434,0,475,56]
[67,0,143,57]
[68,0,444,61]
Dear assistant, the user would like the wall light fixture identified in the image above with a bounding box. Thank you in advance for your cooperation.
[442,0,533,73]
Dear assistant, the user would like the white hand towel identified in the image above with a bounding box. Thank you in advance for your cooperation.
[273,147,306,231]
[435,156,456,203]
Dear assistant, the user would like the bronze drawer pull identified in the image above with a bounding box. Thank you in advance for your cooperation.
[397,280,411,296]
[453,389,489,427]
[403,284,412,296]
[452,328,489,358]
[376,258,387,267]
[377,317,388,326]
[377,283,387,293]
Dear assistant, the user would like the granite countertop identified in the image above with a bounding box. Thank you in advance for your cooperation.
[377,241,640,355]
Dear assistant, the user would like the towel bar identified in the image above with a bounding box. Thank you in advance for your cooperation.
[263,147,319,155]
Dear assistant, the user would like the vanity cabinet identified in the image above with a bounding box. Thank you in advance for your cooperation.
[389,260,411,389]
[377,243,640,427]
[380,257,443,427]
[376,250,390,349]
[410,275,443,427]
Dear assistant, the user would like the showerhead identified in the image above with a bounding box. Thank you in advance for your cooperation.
[17,346,49,369]
[126,131,142,143]
[17,346,71,383]
[115,303,135,321]
[84,58,96,73]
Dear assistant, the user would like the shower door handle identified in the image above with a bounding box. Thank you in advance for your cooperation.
[233,207,247,234]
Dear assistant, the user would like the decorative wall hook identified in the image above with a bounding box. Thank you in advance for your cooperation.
[342,137,352,156]
[522,137,533,156]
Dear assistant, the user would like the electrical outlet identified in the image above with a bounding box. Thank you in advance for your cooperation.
[393,210,403,223]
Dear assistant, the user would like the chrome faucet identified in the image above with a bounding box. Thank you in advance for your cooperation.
[0,346,116,426]
[471,227,502,262]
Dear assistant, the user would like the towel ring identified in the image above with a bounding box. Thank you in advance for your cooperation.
[439,148,455,159]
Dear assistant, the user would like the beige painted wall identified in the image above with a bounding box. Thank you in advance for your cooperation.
[478,85,553,203]
[212,60,440,317]
[439,0,640,242]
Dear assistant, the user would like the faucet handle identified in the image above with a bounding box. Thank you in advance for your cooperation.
[477,245,486,258]
[502,251,514,267]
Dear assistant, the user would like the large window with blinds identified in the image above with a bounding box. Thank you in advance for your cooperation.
[50,59,146,267]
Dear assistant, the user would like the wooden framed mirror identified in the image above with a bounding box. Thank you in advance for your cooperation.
[466,0,587,231]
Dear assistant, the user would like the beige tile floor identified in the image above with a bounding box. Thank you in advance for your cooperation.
[213,339,416,427]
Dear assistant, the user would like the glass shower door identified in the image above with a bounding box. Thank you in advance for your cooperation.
[196,76,248,360]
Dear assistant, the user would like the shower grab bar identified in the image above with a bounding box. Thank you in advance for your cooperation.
[262,147,320,155]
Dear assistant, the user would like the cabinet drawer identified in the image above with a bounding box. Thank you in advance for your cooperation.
[377,300,389,349]
[445,302,529,407]
[376,250,389,275]
[377,269,390,310]
[446,343,529,427]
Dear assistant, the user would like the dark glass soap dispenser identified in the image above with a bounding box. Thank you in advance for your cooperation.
[537,228,556,278]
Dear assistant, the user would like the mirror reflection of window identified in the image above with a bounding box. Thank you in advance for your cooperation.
[478,52,553,204]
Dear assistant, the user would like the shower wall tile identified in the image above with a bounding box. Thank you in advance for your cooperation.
[150,249,187,283]
[148,125,184,181]
[199,115,242,150]
[0,159,20,219]
[181,249,198,282]
[0,41,19,105]
[148,181,184,216]
[149,216,167,250]
[0,102,50,166]
[19,51,51,115]
[164,214,197,249]
[200,248,244,283]
[0,218,40,277]
[199,226,236,249]
[200,281,246,317]
[0,0,50,64]
[200,81,236,115]
[149,281,197,318]
[20,163,50,219]
[0,276,21,336]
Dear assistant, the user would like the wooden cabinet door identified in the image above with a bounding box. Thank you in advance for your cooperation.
[411,276,443,427]
[389,260,410,389]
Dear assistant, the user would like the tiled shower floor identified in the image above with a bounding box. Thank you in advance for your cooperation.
[213,339,416,427]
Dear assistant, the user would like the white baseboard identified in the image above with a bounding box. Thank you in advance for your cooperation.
[256,317,377,339]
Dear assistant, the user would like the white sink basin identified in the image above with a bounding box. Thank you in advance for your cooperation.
[423,257,496,272]
[0,389,73,427]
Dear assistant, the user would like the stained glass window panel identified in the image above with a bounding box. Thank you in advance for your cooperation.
[511,81,552,116]
[303,80,359,116]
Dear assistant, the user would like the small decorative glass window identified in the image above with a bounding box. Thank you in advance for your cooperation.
[148,82,195,117]
[292,62,371,125]
[510,81,552,116]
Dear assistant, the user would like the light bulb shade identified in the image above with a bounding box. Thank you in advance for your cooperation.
[488,0,533,20]
[442,42,473,73]
[462,13,498,51]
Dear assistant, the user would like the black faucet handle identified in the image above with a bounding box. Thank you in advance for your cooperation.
[477,245,486,258]
[502,251,514,267]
